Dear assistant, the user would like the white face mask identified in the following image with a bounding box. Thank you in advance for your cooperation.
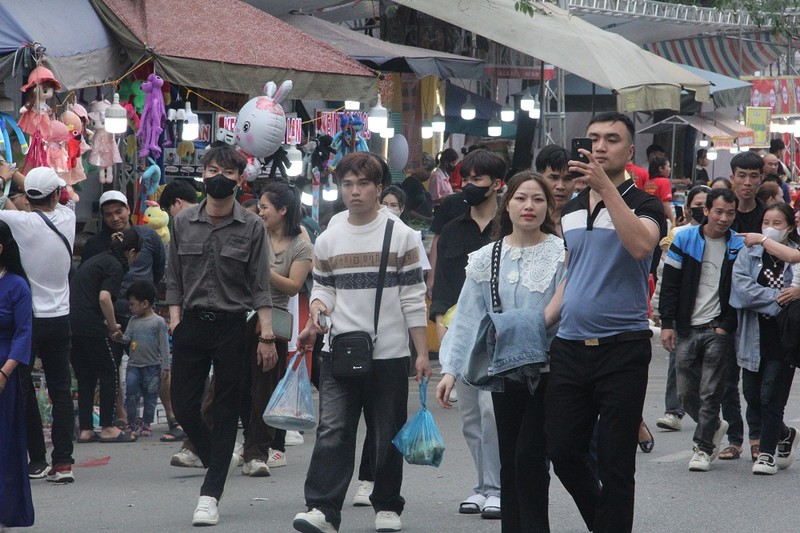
[387,208,402,217]
[762,226,790,243]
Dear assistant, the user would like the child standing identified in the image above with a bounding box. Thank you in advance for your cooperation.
[114,281,169,436]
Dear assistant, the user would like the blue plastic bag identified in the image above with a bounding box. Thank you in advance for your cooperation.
[391,378,446,467]
[262,354,317,431]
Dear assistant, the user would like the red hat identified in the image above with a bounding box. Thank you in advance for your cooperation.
[20,66,62,92]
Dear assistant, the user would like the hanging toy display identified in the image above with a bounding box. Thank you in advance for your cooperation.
[331,113,368,168]
[44,120,69,177]
[135,157,161,223]
[0,113,29,162]
[234,80,293,180]
[60,109,88,185]
[87,100,122,184]
[138,73,166,159]
[143,200,170,246]
[18,66,61,138]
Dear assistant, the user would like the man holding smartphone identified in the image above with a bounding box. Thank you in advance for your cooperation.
[544,113,666,533]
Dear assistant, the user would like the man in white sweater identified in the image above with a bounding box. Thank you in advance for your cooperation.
[293,152,431,533]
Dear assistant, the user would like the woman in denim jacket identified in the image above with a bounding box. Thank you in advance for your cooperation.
[731,203,800,475]
[436,172,566,533]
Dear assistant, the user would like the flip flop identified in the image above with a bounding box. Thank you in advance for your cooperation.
[99,431,138,443]
[459,494,486,514]
[77,432,100,443]
[481,495,502,520]
[718,445,742,460]
[160,427,185,442]
[751,444,760,462]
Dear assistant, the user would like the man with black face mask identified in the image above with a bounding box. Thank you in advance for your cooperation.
[430,149,506,517]
[166,145,276,527]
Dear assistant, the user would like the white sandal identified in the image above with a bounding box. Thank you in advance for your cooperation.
[459,493,486,514]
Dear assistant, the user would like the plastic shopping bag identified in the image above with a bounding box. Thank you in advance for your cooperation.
[391,378,446,467]
[262,353,317,431]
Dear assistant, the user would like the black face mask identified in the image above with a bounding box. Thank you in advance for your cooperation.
[462,182,493,206]
[690,207,706,223]
[204,174,237,199]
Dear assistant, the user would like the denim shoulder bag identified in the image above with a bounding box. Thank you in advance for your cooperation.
[329,219,394,379]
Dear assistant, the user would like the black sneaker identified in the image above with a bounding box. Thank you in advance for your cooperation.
[28,460,51,479]
[776,427,799,470]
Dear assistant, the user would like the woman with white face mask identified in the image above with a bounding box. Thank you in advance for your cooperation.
[731,204,800,475]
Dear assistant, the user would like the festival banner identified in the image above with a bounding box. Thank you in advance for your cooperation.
[744,76,800,117]
[314,111,372,140]
[745,107,771,148]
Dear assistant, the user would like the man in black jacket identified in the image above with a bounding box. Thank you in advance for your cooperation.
[659,188,744,472]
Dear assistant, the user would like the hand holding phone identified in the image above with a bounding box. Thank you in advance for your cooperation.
[318,313,327,330]
[571,137,592,164]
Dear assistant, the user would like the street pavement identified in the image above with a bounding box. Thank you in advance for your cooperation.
[25,339,800,532]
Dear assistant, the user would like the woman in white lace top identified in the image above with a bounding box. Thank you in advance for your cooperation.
[436,172,566,533]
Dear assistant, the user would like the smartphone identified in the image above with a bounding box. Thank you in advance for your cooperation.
[674,205,684,220]
[318,314,327,330]
[571,137,592,164]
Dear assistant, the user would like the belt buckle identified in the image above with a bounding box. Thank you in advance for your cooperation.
[199,311,216,321]
[585,338,600,346]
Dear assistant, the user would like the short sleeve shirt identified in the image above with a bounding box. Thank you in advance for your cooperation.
[70,253,124,337]
[269,235,314,310]
[640,177,673,202]
[559,180,667,339]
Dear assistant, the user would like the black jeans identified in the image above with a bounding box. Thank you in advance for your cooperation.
[675,328,731,454]
[493,376,550,533]
[171,313,246,500]
[742,359,795,456]
[304,355,409,530]
[19,316,74,466]
[71,335,118,429]
[545,337,651,533]
[721,348,749,446]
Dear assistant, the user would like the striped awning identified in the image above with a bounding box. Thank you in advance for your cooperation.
[642,33,783,78]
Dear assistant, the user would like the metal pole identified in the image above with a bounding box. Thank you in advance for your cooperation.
[670,123,676,181]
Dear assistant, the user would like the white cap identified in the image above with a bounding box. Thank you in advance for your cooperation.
[24,167,66,199]
[98,190,129,208]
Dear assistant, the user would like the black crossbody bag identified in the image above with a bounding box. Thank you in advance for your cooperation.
[329,219,394,379]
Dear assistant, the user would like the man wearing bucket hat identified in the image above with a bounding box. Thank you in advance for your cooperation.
[0,165,76,483]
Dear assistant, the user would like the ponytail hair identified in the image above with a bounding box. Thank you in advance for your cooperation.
[0,220,28,285]
[108,228,141,271]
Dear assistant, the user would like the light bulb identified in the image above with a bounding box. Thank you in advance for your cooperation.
[707,147,718,160]
[182,102,199,141]
[487,116,502,137]
[368,94,388,133]
[500,103,515,122]
[699,136,709,148]
[729,143,739,154]
[344,100,360,110]
[301,191,313,206]
[432,112,446,133]
[421,119,433,139]
[284,145,303,177]
[380,127,395,139]
[460,96,476,121]
[104,93,128,134]
[322,183,338,201]
[529,95,541,120]
[520,88,535,112]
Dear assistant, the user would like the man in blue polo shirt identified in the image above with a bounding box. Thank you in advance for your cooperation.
[544,112,666,533]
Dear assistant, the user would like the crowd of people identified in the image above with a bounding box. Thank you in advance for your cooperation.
[3,113,800,533]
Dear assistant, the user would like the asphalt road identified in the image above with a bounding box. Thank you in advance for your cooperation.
[24,338,800,532]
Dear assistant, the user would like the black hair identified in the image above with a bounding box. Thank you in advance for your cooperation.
[705,188,738,209]
[763,173,783,186]
[756,181,782,205]
[493,171,556,240]
[27,188,59,207]
[711,177,732,189]
[535,144,569,173]
[108,228,141,272]
[334,152,384,186]
[648,156,669,179]
[730,151,764,173]
[646,143,666,158]
[158,179,199,211]
[587,112,635,144]
[260,180,302,237]
[696,148,707,160]
[202,145,247,174]
[770,138,786,154]
[242,198,259,210]
[381,185,407,208]
[0,220,28,285]
[125,280,157,306]
[763,203,800,244]
[460,149,507,182]
[435,148,459,170]
[686,185,711,207]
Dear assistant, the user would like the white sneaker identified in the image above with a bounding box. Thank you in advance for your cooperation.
[776,427,799,470]
[234,442,244,466]
[192,496,219,526]
[689,448,711,472]
[753,453,778,475]
[375,511,402,532]
[710,419,729,460]
[171,448,204,468]
[286,430,305,446]
[353,480,374,506]
[242,458,270,477]
[267,449,287,468]
[656,413,682,431]
[293,508,337,532]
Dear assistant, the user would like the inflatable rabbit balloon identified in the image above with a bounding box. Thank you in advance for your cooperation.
[234,80,292,159]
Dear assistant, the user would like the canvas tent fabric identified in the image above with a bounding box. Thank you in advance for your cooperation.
[393,0,711,112]
[444,84,516,138]
[279,13,484,79]
[637,115,735,148]
[0,0,128,90]
[90,0,377,100]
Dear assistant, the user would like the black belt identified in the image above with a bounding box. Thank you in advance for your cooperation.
[692,320,721,330]
[184,309,245,322]
[582,329,653,346]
